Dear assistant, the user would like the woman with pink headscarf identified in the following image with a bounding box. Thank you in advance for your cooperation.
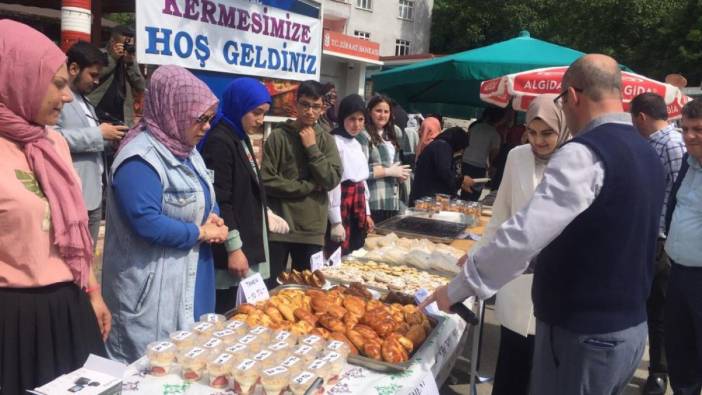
[0,20,109,392]
[415,116,442,158]
[101,65,227,363]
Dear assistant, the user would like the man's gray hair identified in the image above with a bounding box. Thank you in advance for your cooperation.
[563,56,622,102]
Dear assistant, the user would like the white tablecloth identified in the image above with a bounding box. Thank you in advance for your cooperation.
[119,315,467,395]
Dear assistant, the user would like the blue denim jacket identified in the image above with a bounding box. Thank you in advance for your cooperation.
[102,131,215,363]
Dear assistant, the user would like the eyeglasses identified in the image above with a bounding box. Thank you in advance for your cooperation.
[196,112,215,124]
[298,100,323,112]
[553,87,584,106]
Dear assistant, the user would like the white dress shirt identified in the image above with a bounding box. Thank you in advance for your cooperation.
[447,113,633,304]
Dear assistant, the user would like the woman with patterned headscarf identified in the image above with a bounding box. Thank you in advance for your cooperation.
[0,20,109,393]
[472,94,571,395]
[102,65,227,363]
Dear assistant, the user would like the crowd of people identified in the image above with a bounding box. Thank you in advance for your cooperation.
[1,18,701,395]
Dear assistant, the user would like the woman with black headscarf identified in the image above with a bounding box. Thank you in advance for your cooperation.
[409,126,470,205]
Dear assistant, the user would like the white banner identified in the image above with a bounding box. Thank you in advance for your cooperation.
[136,0,322,81]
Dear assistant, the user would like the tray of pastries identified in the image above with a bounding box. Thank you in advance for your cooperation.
[228,285,444,372]
[321,259,451,296]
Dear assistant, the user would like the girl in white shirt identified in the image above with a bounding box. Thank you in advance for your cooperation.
[327,94,375,254]
[474,94,570,395]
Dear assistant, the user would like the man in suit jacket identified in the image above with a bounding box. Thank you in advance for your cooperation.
[56,41,129,247]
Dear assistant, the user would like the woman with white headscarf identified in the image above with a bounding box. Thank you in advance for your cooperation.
[473,94,571,395]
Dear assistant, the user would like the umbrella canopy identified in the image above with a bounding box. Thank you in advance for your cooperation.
[480,66,691,119]
[371,31,586,117]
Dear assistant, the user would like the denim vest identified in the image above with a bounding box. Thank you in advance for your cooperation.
[102,131,214,363]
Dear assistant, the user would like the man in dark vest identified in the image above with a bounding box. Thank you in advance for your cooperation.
[420,54,665,394]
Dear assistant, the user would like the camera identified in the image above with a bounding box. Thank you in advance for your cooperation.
[123,36,136,54]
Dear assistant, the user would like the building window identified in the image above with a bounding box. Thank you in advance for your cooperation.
[356,0,372,11]
[354,30,371,40]
[398,0,414,20]
[395,39,411,56]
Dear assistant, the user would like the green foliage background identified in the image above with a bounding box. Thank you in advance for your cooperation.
[430,0,702,85]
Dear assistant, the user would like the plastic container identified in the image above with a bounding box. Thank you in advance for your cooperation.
[169,330,197,352]
[199,313,227,330]
[300,335,324,353]
[206,352,234,389]
[320,351,346,381]
[225,319,249,336]
[260,366,290,395]
[225,343,251,364]
[179,346,209,382]
[253,349,278,370]
[267,341,292,362]
[280,355,305,378]
[145,341,176,376]
[238,334,264,353]
[305,358,332,383]
[289,371,318,395]
[232,358,260,395]
[272,329,298,347]
[212,328,239,345]
[324,340,351,358]
[191,321,216,339]
[248,325,272,343]
[200,337,225,355]
[292,345,317,364]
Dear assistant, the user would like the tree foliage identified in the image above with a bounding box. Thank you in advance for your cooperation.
[430,0,702,86]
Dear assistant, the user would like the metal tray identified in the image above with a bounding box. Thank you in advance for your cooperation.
[374,215,468,244]
[264,284,448,372]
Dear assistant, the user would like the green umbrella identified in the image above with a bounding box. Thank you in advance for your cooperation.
[371,31,585,118]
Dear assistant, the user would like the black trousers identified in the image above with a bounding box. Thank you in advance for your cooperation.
[215,286,238,315]
[665,263,702,394]
[267,241,322,289]
[461,162,486,201]
[491,325,534,395]
[647,238,671,375]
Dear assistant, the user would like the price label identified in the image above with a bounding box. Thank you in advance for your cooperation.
[201,313,221,323]
[275,331,291,342]
[415,288,440,316]
[237,359,256,371]
[326,340,343,351]
[269,341,289,351]
[310,251,325,271]
[250,326,268,335]
[203,338,222,349]
[236,272,269,306]
[226,320,245,330]
[213,329,235,339]
[295,345,313,356]
[293,371,315,385]
[239,335,257,345]
[302,335,322,346]
[185,347,206,359]
[152,341,174,352]
[254,350,273,361]
[193,322,214,332]
[327,247,342,267]
[263,366,288,376]
[282,356,300,367]
[172,330,193,341]
[308,359,326,370]
[322,351,340,362]
[214,353,233,364]
[226,344,247,354]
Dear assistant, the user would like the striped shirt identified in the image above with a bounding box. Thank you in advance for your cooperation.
[647,124,686,237]
[357,128,402,211]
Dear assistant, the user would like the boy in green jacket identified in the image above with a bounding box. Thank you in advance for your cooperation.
[261,81,342,286]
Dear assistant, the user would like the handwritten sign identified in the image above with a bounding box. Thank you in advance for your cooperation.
[310,251,324,272]
[328,247,342,267]
[400,371,440,395]
[236,272,269,306]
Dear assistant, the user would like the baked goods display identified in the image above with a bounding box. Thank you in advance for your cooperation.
[277,269,326,287]
[142,308,352,393]
[230,287,435,366]
[353,232,465,274]
[321,259,450,295]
